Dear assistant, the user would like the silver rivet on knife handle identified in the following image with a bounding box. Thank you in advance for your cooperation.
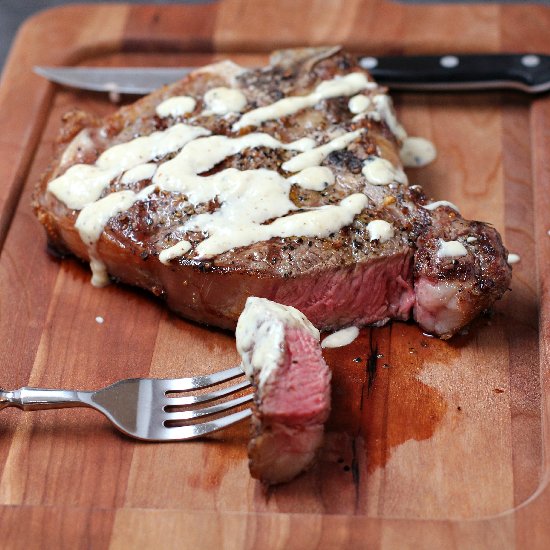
[439,55,459,69]
[359,56,379,70]
[521,54,540,68]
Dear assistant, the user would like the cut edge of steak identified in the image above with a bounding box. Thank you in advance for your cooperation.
[236,297,331,485]
[33,47,513,339]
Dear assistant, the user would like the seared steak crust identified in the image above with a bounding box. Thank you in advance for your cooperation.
[33,48,512,338]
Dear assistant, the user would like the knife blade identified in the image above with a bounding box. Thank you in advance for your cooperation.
[34,53,550,94]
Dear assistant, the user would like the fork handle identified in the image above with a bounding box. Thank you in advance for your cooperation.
[0,388,93,411]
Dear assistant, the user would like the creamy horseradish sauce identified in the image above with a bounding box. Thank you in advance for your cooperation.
[362,156,407,185]
[437,239,468,259]
[400,137,437,168]
[49,123,210,210]
[288,166,335,191]
[236,297,320,389]
[422,200,460,213]
[321,326,360,349]
[348,94,371,114]
[156,96,196,118]
[349,92,436,170]
[120,163,157,184]
[366,219,394,243]
[372,94,408,141]
[47,68,437,286]
[203,87,247,115]
[232,72,377,131]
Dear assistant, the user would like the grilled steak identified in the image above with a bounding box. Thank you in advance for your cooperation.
[33,47,512,338]
[236,297,331,484]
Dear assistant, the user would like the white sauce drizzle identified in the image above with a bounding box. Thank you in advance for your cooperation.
[372,94,407,141]
[348,94,371,114]
[282,130,362,173]
[105,131,362,263]
[159,241,192,265]
[233,73,374,131]
[53,124,366,280]
[422,200,460,213]
[74,183,158,284]
[321,326,359,349]
[156,133,314,201]
[367,219,394,243]
[204,87,247,115]
[96,124,205,172]
[172,193,368,259]
[155,96,196,118]
[48,69,421,281]
[48,165,120,211]
[353,100,436,180]
[58,129,94,169]
[48,124,210,209]
[362,156,407,186]
[400,136,437,167]
[437,239,468,259]
[236,297,319,389]
[507,253,520,264]
[75,191,137,247]
[75,191,138,286]
[288,166,335,191]
[120,163,157,184]
[466,236,477,243]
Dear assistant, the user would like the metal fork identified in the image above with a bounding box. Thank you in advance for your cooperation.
[0,366,253,441]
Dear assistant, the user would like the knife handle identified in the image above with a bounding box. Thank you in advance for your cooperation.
[363,53,550,93]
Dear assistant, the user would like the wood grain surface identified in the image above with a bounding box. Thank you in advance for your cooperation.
[0,1,549,548]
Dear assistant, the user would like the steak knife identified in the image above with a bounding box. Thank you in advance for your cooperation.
[34,53,550,94]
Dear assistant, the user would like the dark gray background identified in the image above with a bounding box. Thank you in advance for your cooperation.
[0,0,547,72]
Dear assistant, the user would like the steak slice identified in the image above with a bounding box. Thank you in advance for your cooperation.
[236,297,331,484]
[33,47,512,338]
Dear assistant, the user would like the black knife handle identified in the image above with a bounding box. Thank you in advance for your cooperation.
[363,53,550,93]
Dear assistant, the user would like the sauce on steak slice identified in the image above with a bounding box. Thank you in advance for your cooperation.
[236,297,331,485]
[33,47,512,338]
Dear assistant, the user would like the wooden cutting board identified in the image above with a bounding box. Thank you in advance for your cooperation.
[0,1,549,548]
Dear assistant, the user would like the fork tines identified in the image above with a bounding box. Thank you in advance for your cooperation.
[161,366,253,431]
